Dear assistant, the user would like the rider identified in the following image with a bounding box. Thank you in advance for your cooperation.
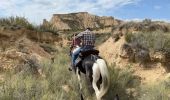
[69,28,95,72]
[69,33,81,71]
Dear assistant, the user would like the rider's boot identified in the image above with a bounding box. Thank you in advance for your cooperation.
[68,64,76,73]
[68,67,72,71]
[68,64,73,71]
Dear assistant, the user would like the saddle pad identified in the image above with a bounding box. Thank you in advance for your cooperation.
[80,49,99,57]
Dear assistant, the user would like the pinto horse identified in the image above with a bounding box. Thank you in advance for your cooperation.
[74,50,110,100]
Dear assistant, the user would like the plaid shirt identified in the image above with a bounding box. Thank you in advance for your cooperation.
[71,37,81,47]
[77,29,95,46]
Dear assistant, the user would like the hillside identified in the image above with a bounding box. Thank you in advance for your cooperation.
[99,20,170,85]
[43,12,122,33]
[99,37,166,84]
[0,17,61,72]
[0,15,170,99]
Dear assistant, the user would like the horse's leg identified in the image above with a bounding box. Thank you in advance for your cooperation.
[76,68,84,100]
[96,59,110,100]
[77,68,82,90]
[85,66,94,94]
[92,63,101,100]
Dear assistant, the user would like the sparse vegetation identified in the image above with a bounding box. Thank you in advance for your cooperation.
[0,47,141,100]
[0,48,77,100]
[1,15,170,100]
[105,64,140,100]
[125,31,170,52]
[119,20,170,33]
[0,16,58,35]
[138,80,170,100]
[37,24,58,35]
[0,16,35,30]
[95,33,111,46]
[124,31,170,68]
[40,43,58,54]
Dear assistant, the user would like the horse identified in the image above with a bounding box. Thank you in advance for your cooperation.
[73,49,110,100]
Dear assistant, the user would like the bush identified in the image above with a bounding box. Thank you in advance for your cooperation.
[0,47,141,100]
[0,48,87,100]
[138,81,170,100]
[0,17,58,35]
[3,47,169,100]
[95,33,111,46]
[125,32,134,43]
[35,24,58,35]
[125,32,170,52]
[0,16,35,30]
[40,43,57,54]
[104,64,140,100]
[119,21,170,33]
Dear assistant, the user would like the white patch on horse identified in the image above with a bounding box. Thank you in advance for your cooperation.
[77,68,82,90]
[92,62,101,99]
[92,59,110,100]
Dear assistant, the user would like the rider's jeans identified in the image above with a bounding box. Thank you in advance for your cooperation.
[72,46,81,66]
[72,45,94,67]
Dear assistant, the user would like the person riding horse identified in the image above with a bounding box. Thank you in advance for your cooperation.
[69,28,110,100]
[69,28,95,72]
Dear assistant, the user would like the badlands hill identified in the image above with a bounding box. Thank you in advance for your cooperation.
[45,12,170,85]
[43,12,122,33]
[1,14,170,84]
[0,17,61,72]
[1,13,170,99]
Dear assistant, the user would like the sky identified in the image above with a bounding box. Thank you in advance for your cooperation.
[0,0,170,24]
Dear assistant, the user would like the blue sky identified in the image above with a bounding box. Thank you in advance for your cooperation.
[0,0,169,24]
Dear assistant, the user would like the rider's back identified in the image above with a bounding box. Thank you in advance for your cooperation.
[77,28,95,48]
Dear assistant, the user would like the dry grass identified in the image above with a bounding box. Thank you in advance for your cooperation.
[0,47,142,100]
[0,16,58,35]
[125,31,170,52]
[138,80,170,100]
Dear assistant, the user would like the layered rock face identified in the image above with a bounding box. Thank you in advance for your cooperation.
[45,12,121,31]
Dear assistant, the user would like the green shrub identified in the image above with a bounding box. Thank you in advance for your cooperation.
[0,47,141,100]
[138,81,170,100]
[0,16,35,30]
[125,32,170,52]
[0,48,74,100]
[40,43,57,54]
[36,24,58,35]
[95,33,111,46]
[125,32,134,43]
[0,17,58,35]
[104,64,140,100]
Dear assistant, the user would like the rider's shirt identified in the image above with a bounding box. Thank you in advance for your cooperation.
[76,29,95,46]
[72,37,81,47]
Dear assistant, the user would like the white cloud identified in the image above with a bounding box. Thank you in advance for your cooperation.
[154,5,161,10]
[124,18,170,23]
[0,0,141,24]
[124,18,143,22]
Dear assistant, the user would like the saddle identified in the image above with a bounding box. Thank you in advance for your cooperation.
[79,49,99,58]
[75,49,99,68]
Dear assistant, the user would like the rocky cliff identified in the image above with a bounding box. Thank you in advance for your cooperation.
[44,12,122,31]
